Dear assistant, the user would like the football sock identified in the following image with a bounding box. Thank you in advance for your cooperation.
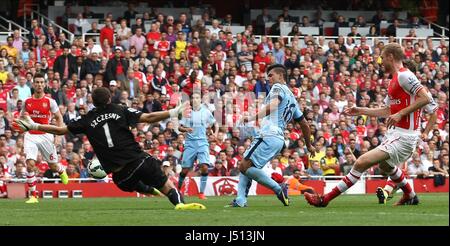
[135,181,155,194]
[245,167,281,194]
[324,168,362,204]
[245,176,253,197]
[235,173,250,206]
[200,172,208,194]
[0,180,6,194]
[178,172,186,189]
[27,172,37,197]
[167,188,184,206]
[384,178,396,195]
[388,167,415,198]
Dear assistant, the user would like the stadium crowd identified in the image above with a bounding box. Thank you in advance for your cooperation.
[0,3,448,198]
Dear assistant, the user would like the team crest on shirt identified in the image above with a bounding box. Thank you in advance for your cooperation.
[42,102,48,108]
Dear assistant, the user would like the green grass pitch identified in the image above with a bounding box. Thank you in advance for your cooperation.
[0,193,448,226]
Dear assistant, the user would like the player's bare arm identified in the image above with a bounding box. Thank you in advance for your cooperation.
[298,117,316,157]
[386,88,431,129]
[15,115,69,135]
[139,101,189,124]
[53,110,65,127]
[344,106,391,118]
[179,124,193,133]
[422,111,437,139]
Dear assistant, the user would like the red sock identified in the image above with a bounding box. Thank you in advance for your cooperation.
[323,187,341,204]
[27,172,37,197]
[0,181,6,193]
[323,168,362,204]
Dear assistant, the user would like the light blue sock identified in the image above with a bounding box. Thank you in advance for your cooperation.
[235,173,251,206]
[245,167,282,194]
[200,174,208,193]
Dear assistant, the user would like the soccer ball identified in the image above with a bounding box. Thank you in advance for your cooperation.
[88,157,107,179]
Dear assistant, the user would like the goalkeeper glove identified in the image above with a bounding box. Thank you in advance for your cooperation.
[169,101,189,118]
[14,116,39,132]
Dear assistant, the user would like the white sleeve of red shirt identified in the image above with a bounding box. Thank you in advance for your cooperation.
[49,98,59,114]
[398,70,424,96]
[384,95,390,106]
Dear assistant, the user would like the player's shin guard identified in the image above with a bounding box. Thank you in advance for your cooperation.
[388,167,415,198]
[178,172,186,190]
[167,188,185,206]
[26,172,37,197]
[245,167,282,194]
[200,172,208,194]
[323,168,362,204]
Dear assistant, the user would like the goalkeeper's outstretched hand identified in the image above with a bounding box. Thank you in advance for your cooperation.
[169,101,190,118]
[14,115,39,132]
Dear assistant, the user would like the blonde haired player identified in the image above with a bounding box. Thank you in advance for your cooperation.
[376,89,438,203]
[305,43,432,207]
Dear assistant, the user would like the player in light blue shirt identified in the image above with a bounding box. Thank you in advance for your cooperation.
[178,92,217,199]
[230,64,316,207]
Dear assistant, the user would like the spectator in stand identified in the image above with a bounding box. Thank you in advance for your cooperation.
[348,26,361,37]
[66,163,80,182]
[270,16,284,36]
[124,3,138,22]
[255,7,273,35]
[100,18,114,48]
[286,169,315,195]
[210,160,227,176]
[306,161,323,179]
[354,16,367,27]
[272,41,285,65]
[105,48,129,82]
[320,146,339,176]
[121,69,140,99]
[408,154,430,178]
[371,10,386,25]
[333,15,348,36]
[1,36,18,60]
[264,158,283,176]
[86,22,100,35]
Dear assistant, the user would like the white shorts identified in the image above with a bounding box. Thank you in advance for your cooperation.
[24,133,58,164]
[376,128,419,168]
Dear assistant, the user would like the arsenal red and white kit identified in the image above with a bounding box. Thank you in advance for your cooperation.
[22,96,60,163]
[377,68,430,167]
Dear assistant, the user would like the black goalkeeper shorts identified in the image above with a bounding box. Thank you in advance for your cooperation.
[112,155,168,193]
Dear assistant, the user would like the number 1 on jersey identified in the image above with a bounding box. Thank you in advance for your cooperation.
[102,123,114,147]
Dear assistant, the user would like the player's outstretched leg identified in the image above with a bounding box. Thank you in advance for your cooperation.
[305,149,389,207]
[198,164,209,200]
[240,159,289,206]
